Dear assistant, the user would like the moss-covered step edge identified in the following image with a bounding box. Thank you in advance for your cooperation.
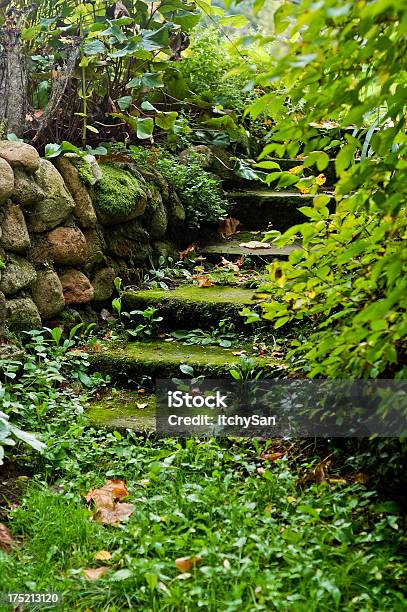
[122,285,258,330]
[226,190,335,231]
[87,390,155,430]
[88,340,279,381]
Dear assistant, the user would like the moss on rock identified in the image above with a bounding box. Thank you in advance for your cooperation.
[94,164,147,224]
[88,339,273,380]
[122,285,257,330]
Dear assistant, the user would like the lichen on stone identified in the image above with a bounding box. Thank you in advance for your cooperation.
[70,157,95,187]
[94,164,146,217]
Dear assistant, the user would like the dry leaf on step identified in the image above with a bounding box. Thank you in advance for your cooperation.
[175,555,203,572]
[193,275,213,287]
[239,241,271,249]
[220,257,240,272]
[0,523,15,551]
[83,566,110,580]
[218,217,240,238]
[179,243,196,259]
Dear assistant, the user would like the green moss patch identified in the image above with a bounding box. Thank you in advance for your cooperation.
[87,390,155,430]
[89,340,275,380]
[122,285,256,330]
[94,164,145,216]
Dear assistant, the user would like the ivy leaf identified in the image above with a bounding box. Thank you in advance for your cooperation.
[127,72,164,90]
[117,96,132,110]
[83,39,106,56]
[155,111,178,131]
[335,144,357,174]
[180,364,194,376]
[136,117,154,140]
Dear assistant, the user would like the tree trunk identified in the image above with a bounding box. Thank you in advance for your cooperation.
[0,8,27,138]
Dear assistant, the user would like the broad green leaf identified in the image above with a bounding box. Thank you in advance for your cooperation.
[117,96,133,110]
[136,117,154,139]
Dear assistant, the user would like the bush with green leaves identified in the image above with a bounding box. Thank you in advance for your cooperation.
[178,27,254,113]
[156,152,229,227]
[0,326,107,465]
[241,0,407,379]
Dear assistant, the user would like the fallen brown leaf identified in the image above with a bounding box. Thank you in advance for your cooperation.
[86,480,134,526]
[0,523,15,551]
[260,452,285,462]
[83,566,110,580]
[218,217,241,238]
[86,479,128,504]
[94,550,112,561]
[94,502,135,526]
[193,275,213,288]
[179,243,196,259]
[239,240,271,249]
[220,257,240,272]
[175,555,203,572]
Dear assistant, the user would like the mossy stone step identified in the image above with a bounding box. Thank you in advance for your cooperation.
[122,285,257,330]
[200,230,301,261]
[226,190,334,231]
[89,340,275,381]
[87,390,155,430]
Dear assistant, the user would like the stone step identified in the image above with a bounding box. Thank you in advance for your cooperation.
[89,340,275,381]
[226,190,334,231]
[87,390,156,431]
[199,231,301,261]
[122,284,258,330]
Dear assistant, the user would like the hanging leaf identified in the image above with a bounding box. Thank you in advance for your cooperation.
[136,117,154,140]
[117,96,132,110]
[155,111,178,131]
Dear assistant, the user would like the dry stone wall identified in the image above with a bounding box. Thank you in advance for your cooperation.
[0,141,184,339]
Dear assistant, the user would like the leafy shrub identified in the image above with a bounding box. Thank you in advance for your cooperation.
[178,27,254,112]
[156,153,229,227]
[242,0,407,380]
[94,164,145,216]
[0,327,107,465]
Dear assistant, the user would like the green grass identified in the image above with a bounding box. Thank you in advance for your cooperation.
[1,434,405,612]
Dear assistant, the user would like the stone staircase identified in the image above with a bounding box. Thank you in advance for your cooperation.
[87,161,335,429]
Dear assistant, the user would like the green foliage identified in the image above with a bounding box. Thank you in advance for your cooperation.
[125,307,163,340]
[0,327,106,465]
[156,152,229,227]
[2,438,404,610]
[94,164,145,216]
[142,256,193,290]
[241,0,407,378]
[178,27,254,112]
[170,320,239,348]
